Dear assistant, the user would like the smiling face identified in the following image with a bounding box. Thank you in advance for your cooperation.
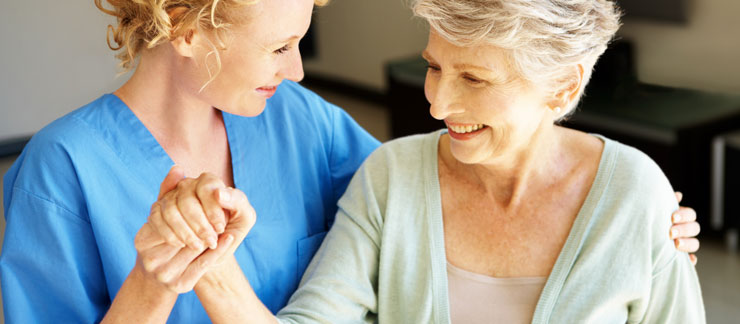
[185,0,315,116]
[423,30,560,165]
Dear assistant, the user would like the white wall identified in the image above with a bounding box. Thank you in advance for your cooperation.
[0,2,127,141]
[307,0,740,95]
[618,0,740,94]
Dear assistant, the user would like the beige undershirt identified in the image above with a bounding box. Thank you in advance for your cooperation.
[447,262,546,324]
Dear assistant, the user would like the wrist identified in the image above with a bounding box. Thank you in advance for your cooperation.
[130,259,179,299]
[195,255,246,296]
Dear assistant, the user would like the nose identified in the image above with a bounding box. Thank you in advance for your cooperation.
[279,48,305,82]
[427,77,464,120]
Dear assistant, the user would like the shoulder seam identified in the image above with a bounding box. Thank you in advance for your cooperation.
[10,186,89,224]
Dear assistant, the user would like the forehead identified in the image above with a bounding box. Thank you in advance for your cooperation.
[424,30,512,71]
[235,0,314,42]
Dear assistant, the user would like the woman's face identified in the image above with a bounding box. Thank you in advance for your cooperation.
[423,30,555,165]
[188,0,315,116]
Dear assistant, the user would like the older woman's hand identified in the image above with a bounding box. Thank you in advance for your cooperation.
[149,168,256,254]
[134,167,257,293]
[671,192,700,265]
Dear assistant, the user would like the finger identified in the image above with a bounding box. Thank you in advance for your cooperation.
[159,165,186,199]
[149,203,185,248]
[670,222,701,240]
[162,189,204,250]
[672,206,697,224]
[195,174,228,234]
[217,188,257,235]
[155,246,205,292]
[175,181,218,249]
[674,191,683,203]
[689,254,698,266]
[134,222,166,251]
[139,242,183,274]
[674,238,700,253]
[177,234,235,291]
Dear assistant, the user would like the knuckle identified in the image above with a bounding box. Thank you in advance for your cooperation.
[142,257,157,272]
[196,182,215,197]
[197,228,212,239]
[165,234,180,246]
[206,209,222,222]
[162,208,180,223]
[193,257,208,272]
[156,271,171,284]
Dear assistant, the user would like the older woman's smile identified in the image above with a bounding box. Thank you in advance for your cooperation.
[446,122,488,140]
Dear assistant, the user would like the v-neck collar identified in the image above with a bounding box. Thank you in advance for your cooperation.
[423,129,617,323]
[103,93,238,190]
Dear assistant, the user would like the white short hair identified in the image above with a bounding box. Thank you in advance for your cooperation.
[413,0,622,111]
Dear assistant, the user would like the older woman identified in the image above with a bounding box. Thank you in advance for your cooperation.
[144,0,705,323]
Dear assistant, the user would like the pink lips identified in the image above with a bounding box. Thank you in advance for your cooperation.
[256,85,278,98]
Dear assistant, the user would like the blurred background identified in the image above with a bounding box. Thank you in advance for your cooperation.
[1,0,739,322]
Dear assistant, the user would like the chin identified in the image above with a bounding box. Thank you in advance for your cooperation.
[223,98,268,117]
[449,143,488,165]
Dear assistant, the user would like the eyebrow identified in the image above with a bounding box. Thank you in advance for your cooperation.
[422,50,491,72]
[276,35,301,44]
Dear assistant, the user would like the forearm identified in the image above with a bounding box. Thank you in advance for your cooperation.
[102,262,179,324]
[195,255,277,324]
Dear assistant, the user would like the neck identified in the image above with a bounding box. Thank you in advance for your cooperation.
[113,46,222,154]
[443,123,565,209]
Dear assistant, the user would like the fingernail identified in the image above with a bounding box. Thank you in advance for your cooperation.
[225,234,234,245]
[676,239,684,248]
[207,236,218,250]
[670,229,679,239]
[214,222,225,234]
[218,189,231,203]
[672,213,681,223]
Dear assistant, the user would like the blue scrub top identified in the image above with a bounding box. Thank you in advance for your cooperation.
[1,81,380,323]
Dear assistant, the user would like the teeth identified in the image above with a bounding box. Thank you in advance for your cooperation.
[449,124,485,134]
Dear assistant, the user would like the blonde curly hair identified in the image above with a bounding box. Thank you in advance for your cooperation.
[95,0,328,72]
[413,0,621,111]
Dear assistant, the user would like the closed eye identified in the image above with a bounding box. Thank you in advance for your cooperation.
[274,44,291,55]
[463,74,484,84]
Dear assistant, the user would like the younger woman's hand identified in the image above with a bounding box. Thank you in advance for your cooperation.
[133,222,235,293]
[149,167,257,258]
[671,192,700,265]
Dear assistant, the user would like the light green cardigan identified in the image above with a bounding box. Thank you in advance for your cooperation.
[277,130,705,323]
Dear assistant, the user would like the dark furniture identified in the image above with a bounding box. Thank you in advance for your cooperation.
[712,131,740,250]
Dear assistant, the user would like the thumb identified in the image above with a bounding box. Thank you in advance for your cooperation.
[159,165,186,199]
[216,188,256,225]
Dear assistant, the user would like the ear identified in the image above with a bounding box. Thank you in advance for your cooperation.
[168,6,198,58]
[548,64,585,111]
[170,29,198,58]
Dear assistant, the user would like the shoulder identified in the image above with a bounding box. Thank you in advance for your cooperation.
[602,137,674,200]
[360,131,434,175]
[24,95,116,152]
[340,131,438,204]
[336,131,439,228]
[3,95,112,215]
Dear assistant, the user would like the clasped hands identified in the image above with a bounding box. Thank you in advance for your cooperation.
[133,166,256,293]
